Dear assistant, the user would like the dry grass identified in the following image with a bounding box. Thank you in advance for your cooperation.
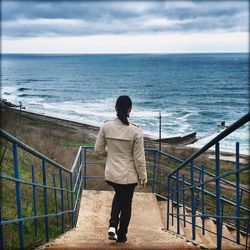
[1,107,99,168]
[0,108,100,248]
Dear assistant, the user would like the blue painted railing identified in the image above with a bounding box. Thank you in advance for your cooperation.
[0,129,83,249]
[1,112,249,249]
[81,113,250,249]
[167,112,250,250]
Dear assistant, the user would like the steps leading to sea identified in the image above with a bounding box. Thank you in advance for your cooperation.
[158,200,248,249]
[39,190,197,250]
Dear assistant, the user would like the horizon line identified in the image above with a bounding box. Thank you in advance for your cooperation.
[1,51,248,55]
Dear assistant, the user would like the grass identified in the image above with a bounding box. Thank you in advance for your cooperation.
[1,108,93,249]
[0,142,74,249]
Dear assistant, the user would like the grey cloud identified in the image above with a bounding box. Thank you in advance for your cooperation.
[1,0,248,38]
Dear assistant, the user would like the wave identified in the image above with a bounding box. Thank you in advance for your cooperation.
[17,94,54,98]
[188,128,249,155]
[18,87,31,91]
[17,87,58,92]
[17,79,53,84]
[34,88,57,92]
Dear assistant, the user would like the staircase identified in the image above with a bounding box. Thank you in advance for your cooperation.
[39,190,197,250]
[38,190,249,250]
[158,199,250,249]
[0,113,249,250]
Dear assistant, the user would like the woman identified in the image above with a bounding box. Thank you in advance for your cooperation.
[94,95,147,243]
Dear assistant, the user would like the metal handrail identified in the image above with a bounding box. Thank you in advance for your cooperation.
[165,113,250,250]
[82,146,250,213]
[82,145,250,212]
[0,129,84,249]
[72,119,250,250]
[150,148,250,195]
[168,112,250,177]
[0,129,70,173]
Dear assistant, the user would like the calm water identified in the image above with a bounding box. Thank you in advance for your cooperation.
[1,53,249,153]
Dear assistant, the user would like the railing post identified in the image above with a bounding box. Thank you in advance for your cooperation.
[176,172,180,235]
[80,147,83,191]
[240,189,243,204]
[42,159,49,242]
[83,147,87,190]
[66,179,70,224]
[80,146,82,174]
[0,200,4,249]
[152,150,157,193]
[197,167,201,207]
[190,161,196,241]
[171,181,174,226]
[220,199,224,243]
[245,220,249,249]
[182,174,186,228]
[31,163,38,236]
[215,142,222,250]
[235,142,240,244]
[70,174,74,227]
[167,176,170,230]
[201,164,205,235]
[13,143,24,250]
[59,169,64,234]
[52,174,59,227]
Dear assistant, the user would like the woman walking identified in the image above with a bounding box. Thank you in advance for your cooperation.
[94,95,147,243]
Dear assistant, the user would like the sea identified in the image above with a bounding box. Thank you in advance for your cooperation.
[1,53,249,154]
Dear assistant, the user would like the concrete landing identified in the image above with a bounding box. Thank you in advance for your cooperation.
[42,190,196,250]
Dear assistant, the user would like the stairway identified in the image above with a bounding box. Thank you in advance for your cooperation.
[158,199,249,249]
[39,190,197,250]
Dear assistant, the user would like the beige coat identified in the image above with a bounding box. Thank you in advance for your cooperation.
[94,118,147,185]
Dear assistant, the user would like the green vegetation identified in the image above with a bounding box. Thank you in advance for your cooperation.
[0,142,73,249]
[1,108,93,249]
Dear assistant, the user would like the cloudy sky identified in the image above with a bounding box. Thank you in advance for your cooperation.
[1,0,249,53]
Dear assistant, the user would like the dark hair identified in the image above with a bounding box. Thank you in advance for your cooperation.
[116,95,132,125]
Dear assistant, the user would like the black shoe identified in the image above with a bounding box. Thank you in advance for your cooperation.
[116,236,127,243]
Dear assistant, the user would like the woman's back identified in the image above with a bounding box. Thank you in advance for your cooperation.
[95,117,146,184]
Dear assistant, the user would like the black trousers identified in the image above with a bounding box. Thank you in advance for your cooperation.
[106,180,137,238]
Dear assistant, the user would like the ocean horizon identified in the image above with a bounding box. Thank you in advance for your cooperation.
[1,53,249,154]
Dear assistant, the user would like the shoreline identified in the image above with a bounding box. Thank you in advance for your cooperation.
[1,106,250,164]
[1,97,249,156]
[1,106,249,158]
[10,106,101,130]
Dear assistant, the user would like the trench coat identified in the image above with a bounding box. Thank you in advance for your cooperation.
[94,117,147,185]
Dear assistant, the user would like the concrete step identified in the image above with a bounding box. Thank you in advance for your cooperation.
[221,224,244,249]
[226,226,247,245]
[241,233,250,247]
[39,191,197,249]
[204,219,243,250]
[158,200,185,236]
[157,199,245,250]
[179,209,204,246]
